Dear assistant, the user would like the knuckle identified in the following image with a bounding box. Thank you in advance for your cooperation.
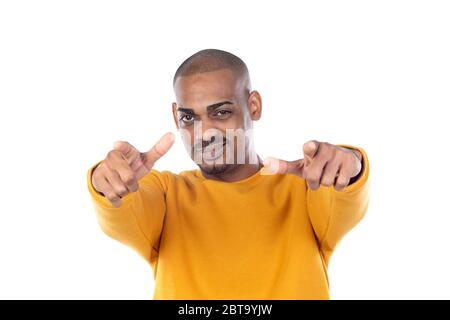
[329,145,338,156]
[342,150,353,160]
[92,166,103,179]
[107,149,119,160]
[344,149,357,161]
[323,148,333,159]
[331,145,343,155]
[123,173,136,185]
[334,151,346,163]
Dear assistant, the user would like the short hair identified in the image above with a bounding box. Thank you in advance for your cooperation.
[173,49,250,87]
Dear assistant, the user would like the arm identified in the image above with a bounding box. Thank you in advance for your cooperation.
[262,141,370,265]
[86,132,175,264]
[87,162,167,264]
[307,145,370,265]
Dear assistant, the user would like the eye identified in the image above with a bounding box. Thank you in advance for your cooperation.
[214,110,232,118]
[180,114,195,123]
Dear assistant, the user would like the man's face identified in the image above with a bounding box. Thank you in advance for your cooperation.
[172,68,260,175]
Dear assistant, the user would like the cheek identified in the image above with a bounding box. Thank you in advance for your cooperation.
[179,129,194,152]
[240,110,254,130]
[223,112,247,130]
[218,119,243,132]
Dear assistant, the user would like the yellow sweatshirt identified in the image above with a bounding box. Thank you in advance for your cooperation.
[87,145,370,300]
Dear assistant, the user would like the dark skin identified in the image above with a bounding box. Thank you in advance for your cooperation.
[172,68,263,182]
[92,68,363,207]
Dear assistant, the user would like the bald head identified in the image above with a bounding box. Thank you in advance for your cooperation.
[171,49,263,177]
[173,49,251,90]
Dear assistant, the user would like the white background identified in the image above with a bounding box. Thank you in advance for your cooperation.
[1,0,449,299]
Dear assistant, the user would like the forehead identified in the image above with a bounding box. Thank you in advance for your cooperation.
[174,69,239,109]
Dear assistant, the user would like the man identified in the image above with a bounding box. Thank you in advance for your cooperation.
[87,49,370,299]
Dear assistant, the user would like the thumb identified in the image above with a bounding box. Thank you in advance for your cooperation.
[138,132,175,176]
[261,157,306,177]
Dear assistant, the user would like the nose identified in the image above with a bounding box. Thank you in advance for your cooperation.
[202,136,215,148]
[198,120,223,144]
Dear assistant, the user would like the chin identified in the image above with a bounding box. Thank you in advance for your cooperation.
[198,163,230,175]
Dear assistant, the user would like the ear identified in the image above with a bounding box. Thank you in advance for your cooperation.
[247,90,262,121]
[172,102,180,129]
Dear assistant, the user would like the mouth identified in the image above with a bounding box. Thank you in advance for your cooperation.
[200,142,227,161]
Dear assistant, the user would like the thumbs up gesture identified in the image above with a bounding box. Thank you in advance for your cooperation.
[262,141,362,191]
[91,132,175,207]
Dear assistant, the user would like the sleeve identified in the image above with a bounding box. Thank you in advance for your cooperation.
[86,161,167,265]
[306,145,370,266]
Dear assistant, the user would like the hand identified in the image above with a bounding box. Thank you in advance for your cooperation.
[91,132,175,207]
[262,141,362,191]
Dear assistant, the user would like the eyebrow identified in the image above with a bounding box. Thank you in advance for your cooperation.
[177,101,234,115]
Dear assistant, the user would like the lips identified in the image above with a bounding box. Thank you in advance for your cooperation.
[201,142,227,160]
